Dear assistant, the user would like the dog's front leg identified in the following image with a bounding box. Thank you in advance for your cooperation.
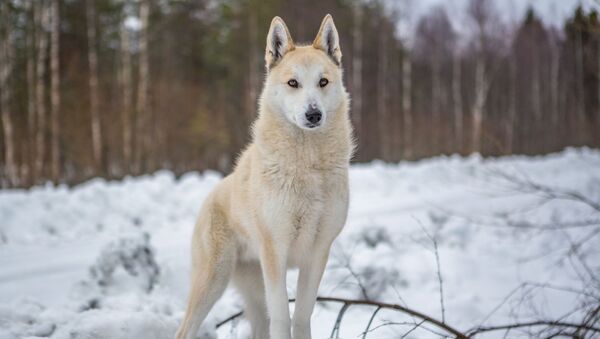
[292,241,332,339]
[259,232,292,339]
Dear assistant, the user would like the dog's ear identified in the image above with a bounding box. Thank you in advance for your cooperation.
[265,16,295,70]
[313,14,341,66]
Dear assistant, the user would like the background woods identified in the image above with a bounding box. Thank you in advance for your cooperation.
[1,0,600,188]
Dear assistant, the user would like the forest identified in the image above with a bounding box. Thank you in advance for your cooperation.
[0,0,599,188]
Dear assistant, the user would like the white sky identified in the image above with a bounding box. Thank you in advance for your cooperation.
[391,0,600,43]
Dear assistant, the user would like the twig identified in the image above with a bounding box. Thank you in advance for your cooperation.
[360,306,382,339]
[400,319,426,338]
[216,310,244,328]
[467,320,600,337]
[413,216,446,324]
[487,168,600,213]
[330,302,350,338]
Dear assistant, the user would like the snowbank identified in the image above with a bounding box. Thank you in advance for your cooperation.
[0,148,599,338]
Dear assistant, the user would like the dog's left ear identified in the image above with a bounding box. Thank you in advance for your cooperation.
[313,14,342,66]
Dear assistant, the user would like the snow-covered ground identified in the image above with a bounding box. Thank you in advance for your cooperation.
[1,148,599,339]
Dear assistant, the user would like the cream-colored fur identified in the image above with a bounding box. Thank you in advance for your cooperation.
[175,14,353,339]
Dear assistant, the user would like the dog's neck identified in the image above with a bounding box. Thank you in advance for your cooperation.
[251,101,354,171]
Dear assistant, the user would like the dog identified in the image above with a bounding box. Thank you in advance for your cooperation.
[175,14,353,339]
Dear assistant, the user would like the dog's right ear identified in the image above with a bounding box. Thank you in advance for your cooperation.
[265,16,295,70]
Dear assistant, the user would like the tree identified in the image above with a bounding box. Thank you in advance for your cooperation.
[414,6,455,152]
[1,0,17,186]
[452,48,463,152]
[135,0,150,174]
[120,2,133,172]
[564,7,600,146]
[468,0,493,153]
[26,0,37,184]
[50,0,60,181]
[351,3,363,147]
[512,8,552,153]
[86,0,102,173]
[376,4,390,160]
[35,0,50,182]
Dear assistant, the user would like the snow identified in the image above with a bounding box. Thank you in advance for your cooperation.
[1,148,599,339]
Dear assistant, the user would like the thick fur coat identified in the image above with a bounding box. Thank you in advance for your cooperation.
[175,14,354,339]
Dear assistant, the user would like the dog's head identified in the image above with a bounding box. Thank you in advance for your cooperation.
[262,15,345,131]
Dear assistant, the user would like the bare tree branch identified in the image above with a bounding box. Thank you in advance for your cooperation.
[330,302,349,338]
[467,320,600,337]
[216,297,469,339]
[413,216,447,323]
[361,306,382,339]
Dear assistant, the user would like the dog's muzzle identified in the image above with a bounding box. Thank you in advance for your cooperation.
[305,107,322,128]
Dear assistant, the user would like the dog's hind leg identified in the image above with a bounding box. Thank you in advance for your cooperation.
[175,207,235,339]
[233,260,269,339]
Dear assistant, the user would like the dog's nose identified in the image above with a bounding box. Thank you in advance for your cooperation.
[305,108,322,125]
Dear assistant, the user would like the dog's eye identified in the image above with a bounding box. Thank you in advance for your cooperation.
[319,78,329,88]
[287,79,299,88]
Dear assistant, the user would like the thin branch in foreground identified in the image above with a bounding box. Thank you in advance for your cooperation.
[216,296,600,338]
[215,297,469,339]
[466,320,600,337]
[330,302,350,338]
[413,215,446,324]
[486,168,600,213]
[360,306,382,339]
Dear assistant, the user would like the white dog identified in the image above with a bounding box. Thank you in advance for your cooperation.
[175,14,353,339]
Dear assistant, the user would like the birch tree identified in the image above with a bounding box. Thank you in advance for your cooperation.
[468,0,492,153]
[86,0,102,173]
[398,2,413,159]
[135,0,150,173]
[120,5,133,171]
[452,49,463,152]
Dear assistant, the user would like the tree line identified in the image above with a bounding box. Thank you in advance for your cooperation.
[0,0,599,188]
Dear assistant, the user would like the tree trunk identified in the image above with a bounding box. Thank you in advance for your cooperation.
[471,54,486,153]
[550,43,560,126]
[575,29,585,140]
[597,37,600,146]
[246,8,259,123]
[86,0,102,174]
[351,4,363,147]
[507,54,517,154]
[35,0,50,182]
[50,0,60,182]
[26,0,37,184]
[1,1,17,187]
[531,60,541,122]
[377,23,389,160]
[402,53,412,159]
[431,53,441,152]
[452,50,463,153]
[135,0,150,174]
[550,40,560,151]
[120,12,133,172]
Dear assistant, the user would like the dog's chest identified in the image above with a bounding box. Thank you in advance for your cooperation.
[266,164,344,246]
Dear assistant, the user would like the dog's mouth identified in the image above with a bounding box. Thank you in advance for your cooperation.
[305,122,321,129]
